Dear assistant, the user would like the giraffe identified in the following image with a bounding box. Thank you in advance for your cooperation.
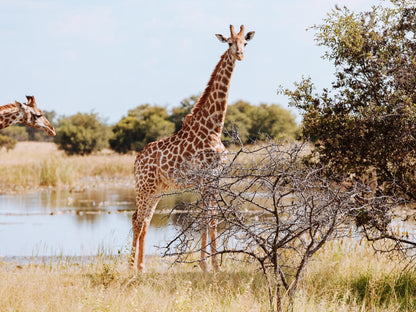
[0,96,56,136]
[132,25,255,272]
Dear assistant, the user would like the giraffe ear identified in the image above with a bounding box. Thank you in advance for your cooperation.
[245,31,255,41]
[15,101,23,108]
[215,34,228,43]
[26,95,36,107]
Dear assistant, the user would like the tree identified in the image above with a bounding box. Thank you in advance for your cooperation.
[0,126,28,141]
[223,100,253,143]
[284,1,416,199]
[248,103,298,142]
[0,134,17,151]
[224,101,299,144]
[54,112,109,155]
[162,140,395,311]
[109,104,175,153]
[169,95,199,133]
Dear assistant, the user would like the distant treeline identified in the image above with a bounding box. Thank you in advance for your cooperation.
[0,95,298,155]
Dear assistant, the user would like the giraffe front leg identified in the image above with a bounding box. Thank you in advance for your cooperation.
[200,227,208,272]
[130,230,139,267]
[137,221,150,272]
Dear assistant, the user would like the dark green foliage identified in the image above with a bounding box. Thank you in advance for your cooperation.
[0,134,17,151]
[284,1,416,198]
[109,104,175,153]
[109,98,298,153]
[223,101,253,143]
[169,95,198,133]
[224,101,298,144]
[54,112,109,155]
[0,125,29,141]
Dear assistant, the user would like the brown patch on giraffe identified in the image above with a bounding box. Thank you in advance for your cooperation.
[200,126,209,137]
[217,91,226,99]
[206,119,214,129]
[195,140,204,150]
[183,150,191,160]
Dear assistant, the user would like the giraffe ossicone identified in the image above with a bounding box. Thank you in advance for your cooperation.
[0,95,56,136]
[132,25,255,272]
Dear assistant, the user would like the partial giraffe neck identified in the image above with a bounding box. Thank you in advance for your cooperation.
[0,103,22,129]
[182,49,236,136]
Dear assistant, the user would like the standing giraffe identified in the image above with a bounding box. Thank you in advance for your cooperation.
[132,25,255,272]
[0,96,56,136]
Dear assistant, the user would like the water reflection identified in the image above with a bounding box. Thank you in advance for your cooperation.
[0,187,193,257]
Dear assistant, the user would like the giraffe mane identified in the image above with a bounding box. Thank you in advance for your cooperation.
[182,50,229,127]
[1,103,19,113]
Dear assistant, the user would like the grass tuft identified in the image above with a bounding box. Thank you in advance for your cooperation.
[0,142,134,193]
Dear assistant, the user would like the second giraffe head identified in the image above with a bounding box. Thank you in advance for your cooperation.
[216,25,255,61]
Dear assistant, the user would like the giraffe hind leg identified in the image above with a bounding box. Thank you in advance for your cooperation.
[209,217,219,271]
[200,227,208,272]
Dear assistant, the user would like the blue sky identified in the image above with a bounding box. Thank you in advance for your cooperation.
[0,0,381,124]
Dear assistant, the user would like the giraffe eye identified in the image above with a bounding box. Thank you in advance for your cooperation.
[35,114,42,119]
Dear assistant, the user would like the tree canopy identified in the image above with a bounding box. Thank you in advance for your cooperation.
[109,98,298,153]
[109,104,175,153]
[224,101,298,143]
[284,0,416,199]
[54,112,109,155]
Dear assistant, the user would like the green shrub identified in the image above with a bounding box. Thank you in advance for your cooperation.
[0,126,29,141]
[224,101,299,144]
[0,134,17,151]
[54,113,109,155]
[109,104,175,153]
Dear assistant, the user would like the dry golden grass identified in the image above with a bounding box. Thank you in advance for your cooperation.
[0,142,135,193]
[0,256,266,312]
[1,239,415,312]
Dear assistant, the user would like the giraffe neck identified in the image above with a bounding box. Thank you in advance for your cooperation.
[183,49,236,136]
[0,103,22,129]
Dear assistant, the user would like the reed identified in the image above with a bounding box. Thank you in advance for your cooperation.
[0,142,135,193]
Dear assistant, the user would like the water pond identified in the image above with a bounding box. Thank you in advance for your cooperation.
[0,187,190,259]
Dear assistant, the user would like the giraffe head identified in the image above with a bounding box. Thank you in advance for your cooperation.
[16,96,56,136]
[216,25,255,61]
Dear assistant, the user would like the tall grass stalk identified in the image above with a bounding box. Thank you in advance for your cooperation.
[0,142,134,192]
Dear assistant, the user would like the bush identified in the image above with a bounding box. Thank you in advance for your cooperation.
[54,113,109,155]
[109,104,175,153]
[0,134,17,151]
[0,126,29,141]
[224,101,299,144]
[169,95,199,133]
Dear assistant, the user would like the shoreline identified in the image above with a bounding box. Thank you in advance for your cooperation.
[0,176,135,195]
[0,141,136,195]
